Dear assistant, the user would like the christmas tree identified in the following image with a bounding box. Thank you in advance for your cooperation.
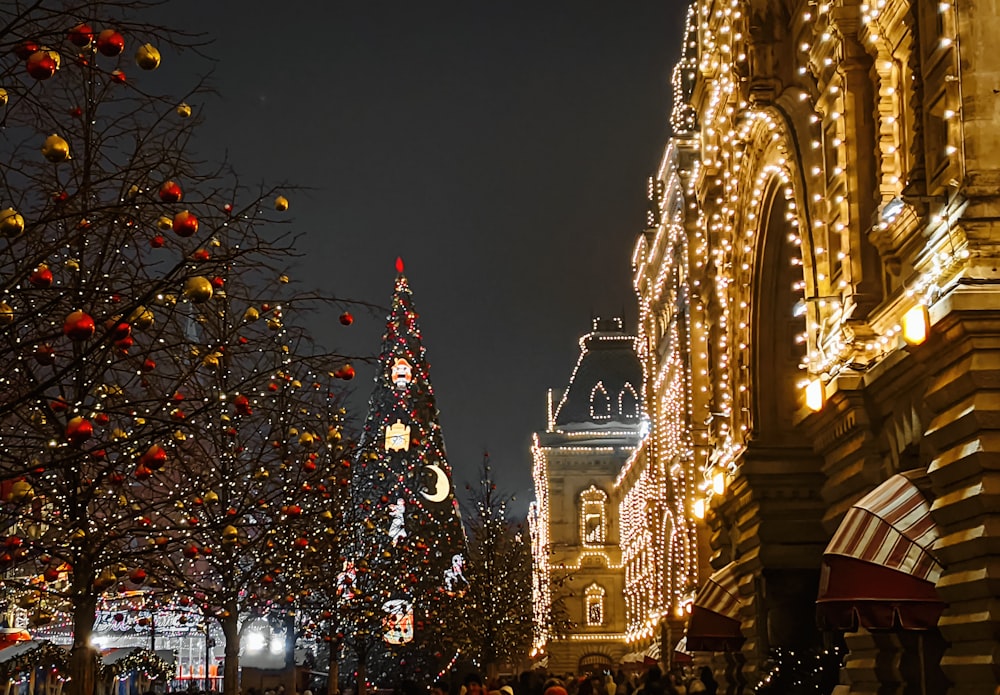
[345,258,467,691]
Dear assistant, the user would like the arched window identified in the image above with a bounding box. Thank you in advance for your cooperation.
[590,382,611,419]
[585,584,606,626]
[580,486,608,546]
[619,382,640,418]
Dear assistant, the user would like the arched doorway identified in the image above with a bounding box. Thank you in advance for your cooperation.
[578,653,613,675]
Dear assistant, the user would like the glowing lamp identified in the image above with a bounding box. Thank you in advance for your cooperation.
[805,379,824,412]
[693,498,706,520]
[712,469,726,495]
[902,304,929,345]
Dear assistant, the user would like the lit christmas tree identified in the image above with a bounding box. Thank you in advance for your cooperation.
[345,258,467,692]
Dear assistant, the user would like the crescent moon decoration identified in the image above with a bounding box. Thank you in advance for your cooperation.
[420,463,449,503]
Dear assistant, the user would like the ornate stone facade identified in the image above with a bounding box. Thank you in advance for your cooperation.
[529,319,643,674]
[631,1,1000,693]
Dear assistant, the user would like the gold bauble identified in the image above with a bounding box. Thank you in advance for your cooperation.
[135,44,161,70]
[0,208,25,238]
[274,195,289,212]
[131,306,154,330]
[176,102,192,118]
[298,432,316,446]
[7,480,34,503]
[204,490,220,504]
[243,307,259,322]
[45,50,61,70]
[183,276,213,303]
[222,525,239,544]
[157,216,173,231]
[0,89,8,107]
[42,134,70,162]
[0,302,13,326]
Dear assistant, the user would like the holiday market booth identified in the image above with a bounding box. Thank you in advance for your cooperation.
[0,639,68,695]
[98,647,174,695]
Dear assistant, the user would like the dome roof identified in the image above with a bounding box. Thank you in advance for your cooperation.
[551,318,643,430]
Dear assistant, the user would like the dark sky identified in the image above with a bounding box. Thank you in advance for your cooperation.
[168,1,688,505]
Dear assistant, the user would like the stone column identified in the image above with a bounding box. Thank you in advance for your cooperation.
[921,287,1000,694]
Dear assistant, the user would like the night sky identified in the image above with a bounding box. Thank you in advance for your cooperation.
[168,1,689,506]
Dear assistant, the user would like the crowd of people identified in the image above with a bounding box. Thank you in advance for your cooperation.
[390,665,718,695]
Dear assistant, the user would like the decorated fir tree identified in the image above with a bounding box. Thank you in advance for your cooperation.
[345,258,467,691]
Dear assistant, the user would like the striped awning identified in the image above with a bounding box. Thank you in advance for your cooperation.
[817,473,945,631]
[686,562,744,651]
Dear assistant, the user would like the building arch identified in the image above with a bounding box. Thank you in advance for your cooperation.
[584,584,607,626]
[580,485,608,546]
[619,382,640,418]
[725,104,821,445]
[590,382,611,419]
[578,652,613,674]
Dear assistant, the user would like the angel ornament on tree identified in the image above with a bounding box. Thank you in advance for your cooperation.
[388,498,407,546]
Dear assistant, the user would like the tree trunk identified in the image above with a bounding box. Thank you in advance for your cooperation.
[284,613,297,695]
[67,590,97,695]
[327,640,340,695]
[356,657,367,695]
[222,613,240,695]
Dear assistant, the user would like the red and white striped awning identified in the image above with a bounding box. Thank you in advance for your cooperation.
[686,562,744,651]
[817,473,945,631]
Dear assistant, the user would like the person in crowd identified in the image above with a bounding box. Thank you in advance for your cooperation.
[464,673,485,695]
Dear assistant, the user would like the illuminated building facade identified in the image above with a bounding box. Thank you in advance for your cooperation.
[623,6,704,664]
[529,319,643,674]
[631,0,1000,693]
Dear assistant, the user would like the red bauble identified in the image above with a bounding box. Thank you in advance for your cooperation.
[192,248,210,261]
[339,312,354,326]
[234,394,252,416]
[336,364,355,380]
[129,568,147,584]
[63,310,95,341]
[35,344,55,365]
[115,335,133,352]
[94,412,109,425]
[110,321,131,340]
[140,444,167,470]
[210,276,224,289]
[14,41,39,60]
[96,29,125,57]
[303,461,316,472]
[68,24,94,47]
[285,505,302,518]
[65,416,93,445]
[69,107,83,119]
[151,235,165,248]
[172,210,198,237]
[43,567,59,582]
[50,398,68,412]
[134,465,152,480]
[108,472,124,485]
[26,51,57,80]
[110,69,125,84]
[294,537,309,550]
[141,358,156,372]
[29,265,53,288]
[182,544,199,559]
[158,180,182,203]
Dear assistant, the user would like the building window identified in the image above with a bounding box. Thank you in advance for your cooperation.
[590,382,611,419]
[619,382,639,418]
[580,486,608,546]
[585,584,606,626]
